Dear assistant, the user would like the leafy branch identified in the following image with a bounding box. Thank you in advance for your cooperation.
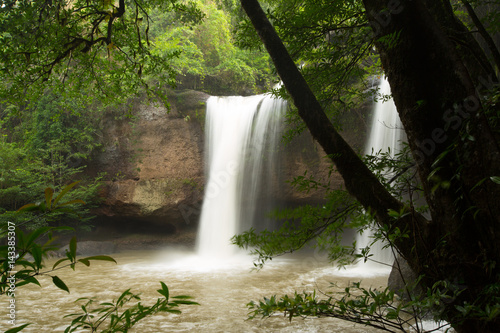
[246,280,455,333]
[64,282,198,332]
[1,182,116,294]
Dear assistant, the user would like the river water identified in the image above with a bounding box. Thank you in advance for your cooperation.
[2,248,390,332]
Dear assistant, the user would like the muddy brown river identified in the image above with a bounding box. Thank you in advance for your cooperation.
[1,248,402,332]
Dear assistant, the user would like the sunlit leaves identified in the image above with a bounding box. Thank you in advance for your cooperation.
[150,0,274,94]
[0,0,202,107]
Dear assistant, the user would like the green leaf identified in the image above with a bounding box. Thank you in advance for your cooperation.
[45,187,54,210]
[53,181,81,207]
[5,323,31,333]
[83,255,117,264]
[52,275,70,293]
[69,237,77,259]
[31,244,43,269]
[491,176,500,184]
[172,295,195,300]
[16,203,38,212]
[431,150,450,169]
[26,226,53,248]
[16,276,41,287]
[53,257,70,270]
[78,258,90,266]
[117,289,133,305]
[157,282,169,299]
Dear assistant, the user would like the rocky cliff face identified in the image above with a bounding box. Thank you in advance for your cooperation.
[85,90,370,244]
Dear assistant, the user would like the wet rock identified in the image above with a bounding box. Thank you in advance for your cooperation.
[388,256,424,300]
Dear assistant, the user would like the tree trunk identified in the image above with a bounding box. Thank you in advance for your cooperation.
[362,0,500,331]
[241,0,500,331]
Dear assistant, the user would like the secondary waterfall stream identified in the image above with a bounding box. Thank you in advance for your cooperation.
[354,76,405,271]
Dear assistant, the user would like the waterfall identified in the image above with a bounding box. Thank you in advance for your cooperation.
[365,77,405,158]
[196,95,286,258]
[357,76,405,269]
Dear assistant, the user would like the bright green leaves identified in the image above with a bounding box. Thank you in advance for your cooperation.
[151,0,274,95]
[63,282,197,332]
[0,0,203,108]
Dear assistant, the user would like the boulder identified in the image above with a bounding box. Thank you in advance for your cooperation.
[388,256,424,300]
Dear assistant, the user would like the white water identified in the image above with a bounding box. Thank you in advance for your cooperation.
[356,76,405,271]
[365,77,405,158]
[196,95,286,258]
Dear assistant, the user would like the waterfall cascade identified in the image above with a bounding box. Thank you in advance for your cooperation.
[357,76,405,270]
[196,95,286,258]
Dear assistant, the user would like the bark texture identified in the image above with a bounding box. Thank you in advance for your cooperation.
[362,1,500,330]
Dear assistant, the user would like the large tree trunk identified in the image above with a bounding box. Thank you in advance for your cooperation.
[362,1,500,330]
[240,0,500,331]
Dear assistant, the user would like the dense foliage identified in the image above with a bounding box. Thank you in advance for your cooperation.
[151,0,275,94]
[0,2,271,331]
